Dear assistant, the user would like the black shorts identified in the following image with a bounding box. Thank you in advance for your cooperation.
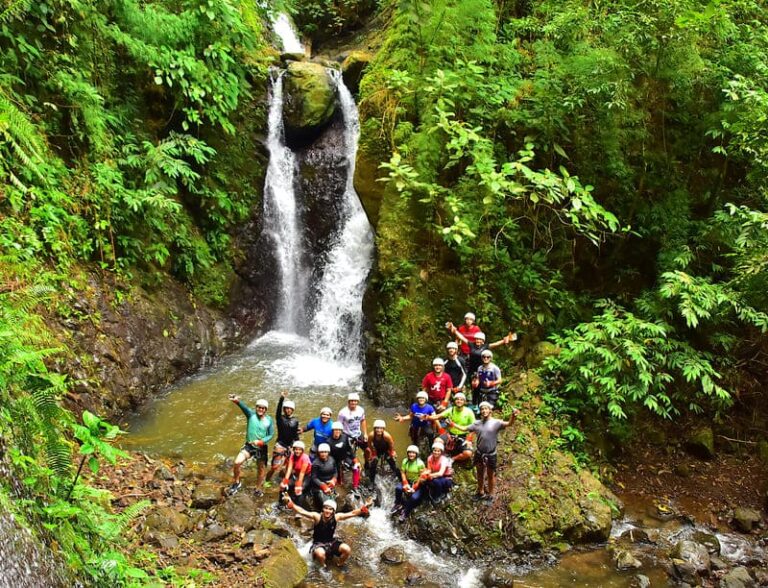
[310,539,343,557]
[242,443,268,465]
[473,451,497,471]
[352,437,369,451]
[442,434,470,457]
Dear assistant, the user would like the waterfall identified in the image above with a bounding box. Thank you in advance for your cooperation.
[262,71,308,332]
[309,72,374,363]
[272,13,304,54]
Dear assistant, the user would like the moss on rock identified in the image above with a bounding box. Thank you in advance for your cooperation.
[283,61,337,144]
[259,537,308,588]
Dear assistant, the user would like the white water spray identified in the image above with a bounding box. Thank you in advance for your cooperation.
[272,13,304,54]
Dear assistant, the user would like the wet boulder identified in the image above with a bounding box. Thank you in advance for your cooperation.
[720,566,755,588]
[482,568,516,587]
[259,537,308,588]
[341,51,372,95]
[380,546,405,565]
[613,548,642,570]
[691,531,721,555]
[620,527,653,544]
[685,426,715,459]
[283,61,337,146]
[670,540,711,584]
[144,506,190,536]
[153,464,175,481]
[191,482,221,509]
[215,492,259,530]
[631,575,651,588]
[732,507,761,533]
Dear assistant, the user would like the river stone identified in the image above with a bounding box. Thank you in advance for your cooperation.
[216,492,259,530]
[146,532,179,550]
[720,566,755,588]
[153,464,175,481]
[144,506,189,535]
[380,546,405,565]
[482,568,516,587]
[341,50,372,95]
[631,575,651,588]
[242,529,274,547]
[732,507,761,533]
[621,527,652,544]
[671,540,711,583]
[259,537,308,588]
[614,548,642,570]
[201,522,229,542]
[691,531,721,554]
[191,482,221,509]
[283,61,337,145]
[685,426,715,459]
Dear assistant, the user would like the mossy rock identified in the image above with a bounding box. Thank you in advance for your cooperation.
[342,50,373,94]
[685,426,715,459]
[526,341,561,368]
[283,61,337,145]
[259,537,307,588]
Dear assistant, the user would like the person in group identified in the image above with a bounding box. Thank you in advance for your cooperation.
[428,392,475,464]
[451,401,520,503]
[268,390,300,482]
[393,445,425,515]
[327,421,361,491]
[309,443,338,509]
[227,395,274,496]
[446,312,482,356]
[337,392,369,465]
[451,329,515,404]
[476,349,503,407]
[421,358,453,410]
[399,440,453,520]
[367,420,399,486]
[302,406,334,456]
[283,495,374,568]
[443,341,467,394]
[280,440,312,507]
[394,390,436,455]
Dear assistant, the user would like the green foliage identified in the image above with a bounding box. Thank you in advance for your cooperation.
[290,0,379,39]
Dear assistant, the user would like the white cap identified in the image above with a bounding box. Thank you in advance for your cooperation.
[317,443,331,453]
[348,392,360,401]
[464,312,476,321]
[320,407,333,416]
[283,400,295,410]
[479,401,493,410]
[255,399,269,408]
[432,358,445,366]
[453,392,466,401]
[323,499,337,511]
[373,419,386,429]
[416,391,428,400]
[474,332,486,341]
[406,445,419,454]
[481,349,493,358]
[331,422,344,431]
[446,341,458,350]
[293,440,306,449]
[431,441,444,451]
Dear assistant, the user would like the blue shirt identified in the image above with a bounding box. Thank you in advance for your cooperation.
[304,417,333,446]
[410,402,435,429]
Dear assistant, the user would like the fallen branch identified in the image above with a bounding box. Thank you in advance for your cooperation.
[717,435,757,445]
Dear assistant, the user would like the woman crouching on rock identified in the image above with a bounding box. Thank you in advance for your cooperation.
[283,495,373,568]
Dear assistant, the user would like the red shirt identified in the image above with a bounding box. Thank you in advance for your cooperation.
[458,324,481,355]
[421,372,453,404]
[427,454,453,477]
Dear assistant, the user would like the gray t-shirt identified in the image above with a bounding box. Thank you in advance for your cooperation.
[467,417,506,455]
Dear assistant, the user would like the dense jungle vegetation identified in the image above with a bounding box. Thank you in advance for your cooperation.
[1,0,767,584]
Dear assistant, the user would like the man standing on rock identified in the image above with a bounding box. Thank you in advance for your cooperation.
[451,401,519,503]
[421,358,453,411]
[227,395,274,496]
[268,390,300,482]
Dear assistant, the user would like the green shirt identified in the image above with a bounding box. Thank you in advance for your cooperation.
[238,401,275,445]
[445,405,475,435]
[400,457,425,484]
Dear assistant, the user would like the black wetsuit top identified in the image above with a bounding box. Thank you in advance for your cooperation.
[313,515,337,544]
[311,456,337,487]
[328,433,355,463]
[372,434,391,457]
[444,356,467,388]
[467,342,490,376]
[276,396,300,447]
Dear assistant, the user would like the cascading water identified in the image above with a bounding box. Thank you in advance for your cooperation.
[308,71,374,363]
[271,13,304,54]
[262,71,308,332]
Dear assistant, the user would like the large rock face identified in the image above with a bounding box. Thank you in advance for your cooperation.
[283,61,337,146]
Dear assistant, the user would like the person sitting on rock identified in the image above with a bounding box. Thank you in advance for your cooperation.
[302,406,334,457]
[227,395,274,496]
[393,445,425,515]
[421,358,453,411]
[367,420,399,486]
[395,390,436,456]
[476,349,503,408]
[399,440,453,520]
[337,392,370,465]
[446,312,481,356]
[327,422,361,491]
[444,341,467,394]
[268,390,300,482]
[428,392,475,465]
[280,440,312,507]
[309,443,338,509]
[283,496,373,568]
[451,401,519,503]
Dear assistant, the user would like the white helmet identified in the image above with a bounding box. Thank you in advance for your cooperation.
[406,445,419,455]
[474,332,486,341]
[479,401,493,410]
[317,443,331,453]
[453,392,466,401]
[446,341,458,350]
[373,419,386,429]
[431,441,444,451]
[283,400,295,410]
[416,391,428,400]
[331,422,344,431]
[464,312,476,321]
[323,499,337,511]
[432,358,445,366]
[348,392,360,401]
[255,399,269,408]
[320,407,333,416]
[293,440,306,450]
[481,349,493,358]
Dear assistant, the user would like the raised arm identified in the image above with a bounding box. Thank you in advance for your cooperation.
[283,496,319,521]
[503,408,521,428]
[335,497,374,521]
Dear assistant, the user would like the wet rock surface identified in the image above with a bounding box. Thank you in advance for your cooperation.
[282,61,338,146]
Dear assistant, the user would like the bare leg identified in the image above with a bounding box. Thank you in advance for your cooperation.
[256,461,267,489]
[487,468,496,496]
[313,547,327,566]
[475,462,486,495]
[337,543,351,565]
[233,450,249,483]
